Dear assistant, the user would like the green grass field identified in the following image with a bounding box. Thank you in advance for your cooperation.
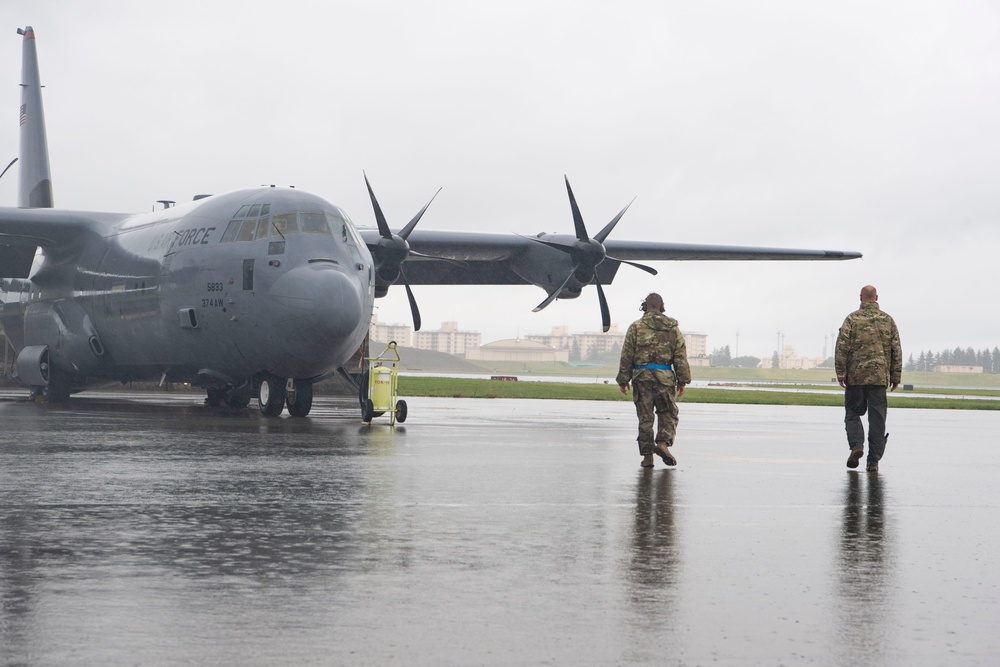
[397,376,1000,410]
[464,360,1000,388]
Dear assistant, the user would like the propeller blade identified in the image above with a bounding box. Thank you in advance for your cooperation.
[564,176,589,241]
[399,188,442,239]
[364,172,392,239]
[607,255,658,276]
[0,157,17,181]
[400,266,422,331]
[595,281,611,333]
[533,269,577,312]
[594,198,635,243]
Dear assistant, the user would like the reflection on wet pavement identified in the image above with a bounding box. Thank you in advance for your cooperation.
[837,473,894,664]
[0,392,997,665]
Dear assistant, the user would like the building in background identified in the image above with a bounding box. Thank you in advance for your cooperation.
[525,325,708,365]
[366,318,710,366]
[413,321,482,356]
[369,314,412,347]
[525,325,623,360]
[683,332,710,366]
[760,345,825,370]
[934,364,983,374]
[466,338,568,363]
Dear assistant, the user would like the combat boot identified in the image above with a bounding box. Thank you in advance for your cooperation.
[847,448,864,469]
[654,443,677,466]
[641,453,654,468]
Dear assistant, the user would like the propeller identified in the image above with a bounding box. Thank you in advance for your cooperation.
[529,176,657,332]
[365,172,441,331]
[0,157,16,181]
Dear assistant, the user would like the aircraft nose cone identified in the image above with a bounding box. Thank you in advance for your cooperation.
[269,263,366,353]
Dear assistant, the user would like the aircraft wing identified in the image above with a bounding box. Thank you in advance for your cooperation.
[0,208,125,277]
[601,239,862,262]
[360,227,862,285]
[360,218,862,332]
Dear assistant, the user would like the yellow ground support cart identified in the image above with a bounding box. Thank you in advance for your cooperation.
[362,341,407,425]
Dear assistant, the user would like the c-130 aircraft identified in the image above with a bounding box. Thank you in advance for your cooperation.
[0,26,861,417]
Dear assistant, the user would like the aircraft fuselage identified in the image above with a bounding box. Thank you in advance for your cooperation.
[1,187,375,395]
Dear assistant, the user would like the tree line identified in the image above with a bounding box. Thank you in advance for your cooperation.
[709,345,762,368]
[906,347,1000,374]
[710,343,1000,374]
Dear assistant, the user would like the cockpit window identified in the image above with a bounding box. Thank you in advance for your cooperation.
[236,219,257,242]
[220,218,241,243]
[254,215,271,240]
[272,213,298,236]
[299,213,331,234]
[218,207,355,243]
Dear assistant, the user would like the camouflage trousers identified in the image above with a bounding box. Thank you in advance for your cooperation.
[631,379,679,455]
[844,385,888,463]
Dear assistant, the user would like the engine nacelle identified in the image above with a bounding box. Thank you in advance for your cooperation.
[23,300,107,378]
[15,344,50,386]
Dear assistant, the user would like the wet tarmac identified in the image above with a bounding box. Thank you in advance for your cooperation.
[0,391,997,665]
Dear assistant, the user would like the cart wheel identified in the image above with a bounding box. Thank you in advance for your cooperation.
[395,399,407,423]
[362,398,374,423]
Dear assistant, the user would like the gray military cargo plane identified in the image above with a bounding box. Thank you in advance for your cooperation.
[0,26,861,417]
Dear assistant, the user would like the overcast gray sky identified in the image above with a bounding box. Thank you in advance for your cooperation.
[3,1,998,360]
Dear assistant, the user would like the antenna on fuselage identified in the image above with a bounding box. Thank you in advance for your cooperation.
[154,199,175,211]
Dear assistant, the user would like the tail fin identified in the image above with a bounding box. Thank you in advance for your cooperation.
[16,26,53,208]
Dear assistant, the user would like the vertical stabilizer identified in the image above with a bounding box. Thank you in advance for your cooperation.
[17,26,53,208]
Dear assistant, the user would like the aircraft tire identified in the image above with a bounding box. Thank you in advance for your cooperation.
[44,373,71,404]
[258,374,286,417]
[396,399,407,423]
[362,398,374,423]
[205,389,224,407]
[226,393,251,409]
[286,380,313,417]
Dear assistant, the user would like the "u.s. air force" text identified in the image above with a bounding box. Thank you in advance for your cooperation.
[146,226,217,252]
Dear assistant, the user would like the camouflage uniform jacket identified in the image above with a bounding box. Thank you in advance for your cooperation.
[616,312,692,387]
[835,302,902,386]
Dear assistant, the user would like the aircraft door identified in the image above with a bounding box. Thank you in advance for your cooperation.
[225,256,261,362]
[243,258,254,290]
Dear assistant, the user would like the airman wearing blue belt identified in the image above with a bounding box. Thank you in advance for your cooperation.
[616,292,692,468]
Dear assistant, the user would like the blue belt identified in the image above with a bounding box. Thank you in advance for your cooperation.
[634,363,672,370]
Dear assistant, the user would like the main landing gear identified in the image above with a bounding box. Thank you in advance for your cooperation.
[204,375,315,417]
[256,374,314,417]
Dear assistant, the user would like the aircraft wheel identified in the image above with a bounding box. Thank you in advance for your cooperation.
[44,374,71,404]
[258,374,286,417]
[286,380,313,417]
[226,392,251,409]
[205,388,224,407]
[395,399,407,423]
[362,398,374,423]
